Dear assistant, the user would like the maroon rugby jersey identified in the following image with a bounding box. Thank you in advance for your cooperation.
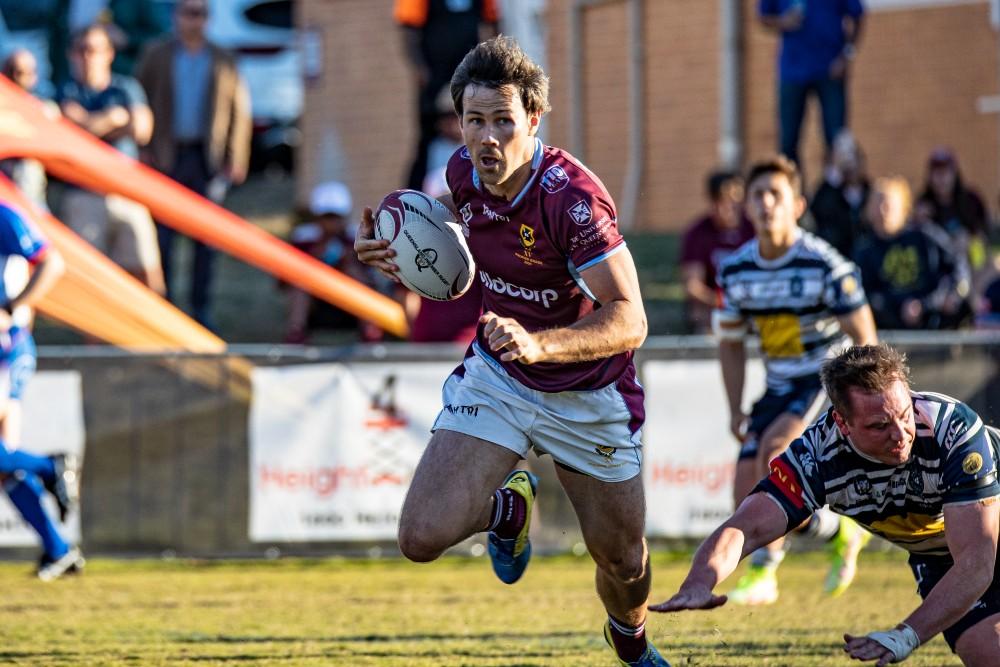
[446,139,642,403]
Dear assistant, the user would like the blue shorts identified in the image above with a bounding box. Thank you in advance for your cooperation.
[2,330,36,401]
[909,550,1000,651]
[739,375,825,461]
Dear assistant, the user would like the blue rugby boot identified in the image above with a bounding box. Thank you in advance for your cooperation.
[487,470,538,584]
[603,620,671,666]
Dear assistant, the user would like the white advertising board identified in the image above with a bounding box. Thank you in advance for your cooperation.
[0,371,85,546]
[249,362,455,542]
[643,360,766,537]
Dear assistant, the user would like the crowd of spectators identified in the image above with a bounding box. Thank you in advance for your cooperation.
[2,1,999,345]
[0,0,247,331]
[680,145,997,335]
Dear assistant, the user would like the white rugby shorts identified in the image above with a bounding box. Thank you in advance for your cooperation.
[432,345,643,482]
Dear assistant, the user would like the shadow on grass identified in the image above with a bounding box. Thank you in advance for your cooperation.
[172,630,589,644]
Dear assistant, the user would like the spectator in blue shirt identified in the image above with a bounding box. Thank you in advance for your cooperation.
[759,0,865,166]
[57,22,165,296]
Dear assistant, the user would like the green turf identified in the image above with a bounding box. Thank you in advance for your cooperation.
[0,550,957,666]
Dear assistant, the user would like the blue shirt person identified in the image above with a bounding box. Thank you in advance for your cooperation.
[759,0,865,164]
[0,202,84,580]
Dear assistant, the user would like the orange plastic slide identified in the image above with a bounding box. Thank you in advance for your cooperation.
[0,76,408,344]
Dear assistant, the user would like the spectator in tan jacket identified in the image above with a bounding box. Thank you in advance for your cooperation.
[135,0,251,329]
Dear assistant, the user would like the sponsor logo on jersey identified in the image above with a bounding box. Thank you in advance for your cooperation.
[790,275,804,297]
[854,476,872,497]
[568,200,593,226]
[594,445,617,460]
[540,165,570,194]
[943,419,965,451]
[962,452,984,475]
[482,204,510,223]
[907,468,924,494]
[480,271,558,308]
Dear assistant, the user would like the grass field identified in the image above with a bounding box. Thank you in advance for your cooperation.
[0,550,958,666]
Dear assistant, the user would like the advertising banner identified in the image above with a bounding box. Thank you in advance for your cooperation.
[0,371,84,546]
[249,362,455,541]
[643,359,766,537]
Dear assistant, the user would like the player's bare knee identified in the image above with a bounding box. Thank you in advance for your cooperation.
[399,529,444,563]
[397,523,446,563]
[593,542,647,584]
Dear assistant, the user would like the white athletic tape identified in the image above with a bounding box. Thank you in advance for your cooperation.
[867,623,920,663]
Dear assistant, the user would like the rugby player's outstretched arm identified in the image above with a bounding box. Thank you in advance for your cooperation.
[481,248,646,364]
[649,493,789,613]
[837,304,878,346]
[845,498,999,664]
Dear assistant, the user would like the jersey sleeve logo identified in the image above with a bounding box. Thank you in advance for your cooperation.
[460,147,471,160]
[568,200,593,226]
[768,458,805,509]
[963,452,984,475]
[540,165,569,193]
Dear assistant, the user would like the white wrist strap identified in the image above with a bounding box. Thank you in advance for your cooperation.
[867,623,920,663]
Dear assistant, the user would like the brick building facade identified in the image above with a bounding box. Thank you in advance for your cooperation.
[298,0,999,232]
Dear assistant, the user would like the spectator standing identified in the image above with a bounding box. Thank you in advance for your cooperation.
[855,176,971,330]
[136,0,251,328]
[0,49,55,211]
[808,128,869,258]
[759,0,864,166]
[678,170,754,334]
[915,147,991,279]
[58,23,166,295]
[394,0,499,191]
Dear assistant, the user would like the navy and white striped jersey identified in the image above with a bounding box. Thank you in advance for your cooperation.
[714,231,867,389]
[755,391,1000,556]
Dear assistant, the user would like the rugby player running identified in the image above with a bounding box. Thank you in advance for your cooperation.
[355,36,669,667]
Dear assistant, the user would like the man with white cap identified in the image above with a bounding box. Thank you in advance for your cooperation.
[283,181,371,343]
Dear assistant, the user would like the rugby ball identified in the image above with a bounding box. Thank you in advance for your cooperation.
[374,189,475,301]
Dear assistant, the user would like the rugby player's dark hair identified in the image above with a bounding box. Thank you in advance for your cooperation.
[746,155,802,196]
[450,36,551,118]
[706,170,742,201]
[821,345,911,419]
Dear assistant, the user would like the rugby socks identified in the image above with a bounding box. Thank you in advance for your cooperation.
[4,473,69,560]
[0,440,56,483]
[486,487,526,539]
[607,615,647,663]
[749,546,785,570]
[800,507,840,541]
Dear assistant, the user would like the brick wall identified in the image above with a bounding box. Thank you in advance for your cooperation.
[297,0,416,215]
[299,0,999,232]
[743,0,999,211]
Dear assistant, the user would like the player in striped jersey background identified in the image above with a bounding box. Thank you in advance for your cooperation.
[713,156,878,605]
